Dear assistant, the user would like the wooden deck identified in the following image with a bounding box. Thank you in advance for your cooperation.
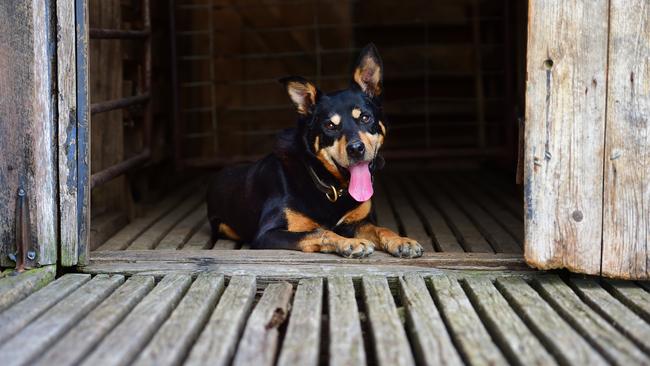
[1,270,649,366]
[94,170,524,254]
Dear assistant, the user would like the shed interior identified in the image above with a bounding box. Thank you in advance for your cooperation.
[88,0,528,256]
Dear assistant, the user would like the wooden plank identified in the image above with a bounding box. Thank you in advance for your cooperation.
[383,176,434,252]
[128,191,205,250]
[415,176,493,252]
[533,276,649,365]
[0,274,90,344]
[185,276,256,365]
[157,203,207,249]
[327,276,366,365]
[0,266,55,312]
[362,276,415,366]
[133,274,225,366]
[80,274,192,366]
[603,280,650,322]
[399,275,462,366]
[524,0,609,274]
[233,282,293,366]
[438,179,521,253]
[0,275,124,366]
[57,0,78,266]
[182,220,213,249]
[496,277,607,365]
[213,239,239,250]
[372,176,400,233]
[465,171,523,220]
[97,183,197,250]
[277,278,323,366]
[602,0,649,280]
[34,275,155,366]
[463,277,557,365]
[429,276,507,365]
[90,211,128,250]
[568,277,650,353]
[402,179,464,253]
[638,281,650,292]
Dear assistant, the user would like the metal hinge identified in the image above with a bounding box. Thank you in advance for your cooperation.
[8,187,38,272]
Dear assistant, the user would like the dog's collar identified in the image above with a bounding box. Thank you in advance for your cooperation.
[306,165,345,202]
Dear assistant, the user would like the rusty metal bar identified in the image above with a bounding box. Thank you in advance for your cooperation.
[91,149,151,189]
[89,28,149,39]
[91,94,150,115]
[12,187,36,272]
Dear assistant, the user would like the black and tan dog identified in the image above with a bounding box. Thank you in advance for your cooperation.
[207,44,423,258]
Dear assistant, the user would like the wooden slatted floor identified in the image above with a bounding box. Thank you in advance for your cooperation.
[94,170,523,254]
[1,271,649,366]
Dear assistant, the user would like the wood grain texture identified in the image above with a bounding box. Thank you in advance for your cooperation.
[185,276,257,366]
[533,276,649,365]
[327,276,367,366]
[128,191,204,250]
[463,277,556,366]
[429,276,507,365]
[0,275,124,366]
[57,0,79,266]
[524,0,609,274]
[157,204,207,249]
[90,211,128,250]
[496,277,607,365]
[603,279,650,322]
[34,275,155,366]
[0,266,55,312]
[182,221,213,249]
[568,277,650,353]
[80,274,192,366]
[133,274,225,366]
[233,282,293,366]
[362,276,415,366]
[602,0,650,280]
[0,273,90,344]
[97,183,196,250]
[399,275,463,366]
[277,278,323,366]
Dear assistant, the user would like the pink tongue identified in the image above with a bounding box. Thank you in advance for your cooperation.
[348,162,373,202]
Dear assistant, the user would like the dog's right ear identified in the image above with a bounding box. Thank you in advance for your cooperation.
[279,76,320,115]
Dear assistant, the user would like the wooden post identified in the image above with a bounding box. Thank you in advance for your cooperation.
[524,0,609,275]
[602,0,649,280]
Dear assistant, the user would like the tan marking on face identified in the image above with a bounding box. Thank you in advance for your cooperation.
[351,108,361,119]
[219,223,241,240]
[358,131,383,160]
[285,208,320,232]
[337,201,372,226]
[379,121,386,135]
[313,135,320,151]
[330,114,341,125]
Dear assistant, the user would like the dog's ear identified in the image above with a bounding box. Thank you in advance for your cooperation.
[279,76,320,115]
[351,43,383,97]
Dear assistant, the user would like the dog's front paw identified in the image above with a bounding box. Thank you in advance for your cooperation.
[334,238,375,258]
[382,236,423,258]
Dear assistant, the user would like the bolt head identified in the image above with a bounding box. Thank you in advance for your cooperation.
[27,250,36,260]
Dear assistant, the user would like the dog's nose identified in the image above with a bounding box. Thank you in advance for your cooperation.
[346,140,365,159]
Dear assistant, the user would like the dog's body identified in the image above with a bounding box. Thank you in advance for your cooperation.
[207,44,423,258]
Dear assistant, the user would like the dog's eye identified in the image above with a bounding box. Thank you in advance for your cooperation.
[360,114,372,124]
[324,121,338,130]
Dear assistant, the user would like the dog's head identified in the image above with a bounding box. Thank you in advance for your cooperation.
[280,44,386,202]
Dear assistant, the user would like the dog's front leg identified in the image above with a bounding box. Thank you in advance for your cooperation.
[253,229,374,258]
[355,223,423,258]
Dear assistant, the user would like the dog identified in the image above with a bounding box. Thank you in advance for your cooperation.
[207,44,423,258]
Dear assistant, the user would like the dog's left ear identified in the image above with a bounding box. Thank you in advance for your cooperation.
[352,43,383,97]
[279,76,320,115]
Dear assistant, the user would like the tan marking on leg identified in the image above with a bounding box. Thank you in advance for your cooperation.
[330,114,341,125]
[379,121,386,135]
[351,108,361,119]
[313,135,320,151]
[219,223,241,240]
[356,223,423,258]
[298,229,374,257]
[337,201,372,226]
[285,208,320,232]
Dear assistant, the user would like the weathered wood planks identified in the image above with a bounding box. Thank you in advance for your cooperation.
[157,204,208,249]
[524,0,609,274]
[327,276,367,365]
[182,221,213,249]
[601,0,650,280]
[277,278,323,366]
[233,282,293,366]
[185,276,257,365]
[603,280,650,322]
[0,266,55,312]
